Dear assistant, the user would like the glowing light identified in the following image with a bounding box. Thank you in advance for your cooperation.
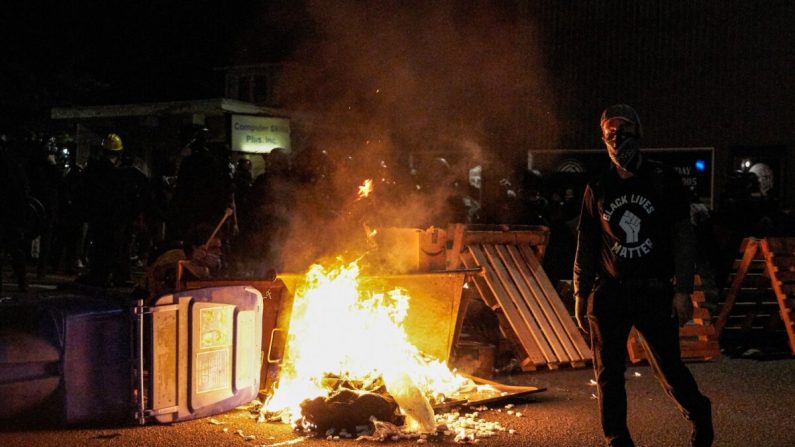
[261,261,477,432]
[695,159,706,172]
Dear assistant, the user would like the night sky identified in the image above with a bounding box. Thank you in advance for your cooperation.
[2,0,792,155]
[0,1,310,128]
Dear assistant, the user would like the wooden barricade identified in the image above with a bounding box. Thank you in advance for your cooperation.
[452,225,592,371]
[715,237,795,354]
[761,238,795,353]
[627,275,721,362]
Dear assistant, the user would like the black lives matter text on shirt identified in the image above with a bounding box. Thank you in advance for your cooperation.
[581,160,690,280]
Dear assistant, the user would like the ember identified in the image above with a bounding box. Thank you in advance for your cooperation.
[357,178,374,199]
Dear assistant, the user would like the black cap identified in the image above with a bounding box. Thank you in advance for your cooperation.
[600,104,643,137]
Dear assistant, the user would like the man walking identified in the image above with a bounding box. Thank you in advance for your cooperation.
[573,104,713,446]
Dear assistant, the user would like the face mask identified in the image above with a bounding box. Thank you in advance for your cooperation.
[605,132,640,172]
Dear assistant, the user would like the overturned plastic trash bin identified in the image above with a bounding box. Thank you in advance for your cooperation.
[0,286,263,426]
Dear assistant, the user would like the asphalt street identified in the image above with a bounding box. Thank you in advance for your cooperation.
[1,356,794,447]
[2,273,795,446]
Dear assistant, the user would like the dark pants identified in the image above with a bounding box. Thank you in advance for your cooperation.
[0,226,28,294]
[588,279,712,447]
[87,222,130,287]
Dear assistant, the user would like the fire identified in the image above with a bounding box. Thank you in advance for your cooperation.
[262,261,474,431]
[357,178,374,199]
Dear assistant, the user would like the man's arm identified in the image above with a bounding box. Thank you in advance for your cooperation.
[573,185,599,334]
[665,163,696,325]
[672,217,696,294]
[671,217,696,325]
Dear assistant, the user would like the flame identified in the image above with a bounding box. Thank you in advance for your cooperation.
[357,178,374,199]
[262,261,472,430]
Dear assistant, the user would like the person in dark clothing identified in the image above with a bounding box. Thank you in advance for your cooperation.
[170,126,233,241]
[517,168,550,226]
[76,133,130,287]
[28,138,62,278]
[119,153,152,272]
[0,136,31,294]
[49,146,82,274]
[573,105,713,447]
[244,148,293,276]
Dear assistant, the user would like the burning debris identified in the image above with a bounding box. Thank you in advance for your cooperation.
[256,260,527,442]
[299,388,403,434]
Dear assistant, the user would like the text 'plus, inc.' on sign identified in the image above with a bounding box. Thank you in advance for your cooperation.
[230,115,291,154]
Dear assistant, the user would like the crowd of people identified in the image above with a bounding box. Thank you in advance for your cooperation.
[0,126,551,295]
[0,124,791,302]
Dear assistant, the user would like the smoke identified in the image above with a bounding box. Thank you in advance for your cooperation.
[255,0,559,273]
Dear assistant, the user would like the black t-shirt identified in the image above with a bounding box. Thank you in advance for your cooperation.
[578,159,690,281]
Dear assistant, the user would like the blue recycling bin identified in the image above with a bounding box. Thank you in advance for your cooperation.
[0,286,263,425]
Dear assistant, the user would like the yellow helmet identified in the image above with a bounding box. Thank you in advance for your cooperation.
[102,133,124,152]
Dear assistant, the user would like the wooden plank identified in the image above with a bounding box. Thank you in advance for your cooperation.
[724,288,777,302]
[627,329,646,363]
[465,246,549,368]
[478,244,563,366]
[488,244,574,365]
[716,238,759,335]
[630,338,720,361]
[760,239,795,354]
[679,324,717,337]
[679,340,721,354]
[461,252,535,370]
[445,223,467,270]
[499,244,586,365]
[731,259,766,270]
[463,230,549,250]
[692,308,711,320]
[516,244,593,360]
[498,243,582,363]
[730,274,775,288]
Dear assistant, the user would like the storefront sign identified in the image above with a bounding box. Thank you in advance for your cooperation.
[230,115,290,154]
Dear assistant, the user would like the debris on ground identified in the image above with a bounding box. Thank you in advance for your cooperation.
[435,410,510,443]
[299,389,404,434]
[234,429,256,441]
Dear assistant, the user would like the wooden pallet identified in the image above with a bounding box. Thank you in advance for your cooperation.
[627,275,721,362]
[715,237,795,354]
[459,235,592,371]
[760,237,795,353]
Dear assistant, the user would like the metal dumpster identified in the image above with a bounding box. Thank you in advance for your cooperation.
[278,271,467,363]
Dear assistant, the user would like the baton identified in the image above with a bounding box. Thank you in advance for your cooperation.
[205,207,234,250]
